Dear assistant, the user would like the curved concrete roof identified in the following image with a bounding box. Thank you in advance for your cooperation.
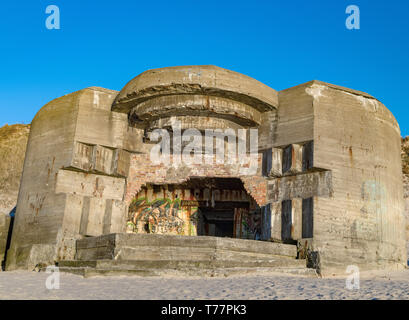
[112,65,279,113]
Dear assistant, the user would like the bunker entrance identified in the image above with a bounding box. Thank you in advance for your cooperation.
[197,200,252,238]
[198,207,235,238]
[127,177,267,240]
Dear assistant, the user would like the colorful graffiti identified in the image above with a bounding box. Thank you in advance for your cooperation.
[127,197,199,236]
[127,184,263,239]
[234,208,262,240]
[242,210,262,240]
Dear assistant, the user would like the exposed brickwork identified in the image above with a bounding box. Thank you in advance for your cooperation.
[125,153,265,205]
[240,176,268,207]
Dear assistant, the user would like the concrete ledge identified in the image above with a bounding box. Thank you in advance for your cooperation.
[53,266,318,278]
[59,258,306,269]
[53,259,315,278]
[75,233,298,262]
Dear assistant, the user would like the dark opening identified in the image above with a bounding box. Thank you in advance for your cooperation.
[262,148,272,177]
[281,200,292,241]
[302,141,314,171]
[302,197,313,238]
[214,221,234,238]
[282,145,292,174]
[2,207,15,271]
[261,204,271,240]
[144,223,150,233]
[198,207,234,238]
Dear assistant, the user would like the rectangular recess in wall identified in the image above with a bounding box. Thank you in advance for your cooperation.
[262,148,272,177]
[302,197,313,238]
[261,204,271,240]
[282,146,292,174]
[281,200,292,240]
[302,141,314,171]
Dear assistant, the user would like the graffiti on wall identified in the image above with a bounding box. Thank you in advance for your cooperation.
[234,208,262,240]
[127,197,199,236]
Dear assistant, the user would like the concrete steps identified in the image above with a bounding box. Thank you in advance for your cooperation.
[58,258,307,269]
[54,266,317,278]
[75,233,298,261]
[53,233,317,277]
[54,259,317,277]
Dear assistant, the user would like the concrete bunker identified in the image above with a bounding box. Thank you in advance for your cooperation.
[4,66,406,276]
[127,177,269,240]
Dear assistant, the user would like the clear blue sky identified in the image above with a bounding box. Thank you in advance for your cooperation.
[1,0,409,135]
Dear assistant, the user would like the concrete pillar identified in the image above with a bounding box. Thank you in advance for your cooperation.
[114,149,131,177]
[110,200,127,233]
[86,198,106,236]
[270,202,282,241]
[271,148,283,177]
[292,198,302,240]
[282,144,303,174]
[63,194,83,235]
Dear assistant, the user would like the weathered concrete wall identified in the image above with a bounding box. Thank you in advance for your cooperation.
[306,81,406,275]
[8,66,407,275]
[403,175,409,259]
[7,90,81,270]
[125,153,266,206]
[74,87,143,152]
[6,87,139,270]
[275,83,314,147]
[267,170,333,202]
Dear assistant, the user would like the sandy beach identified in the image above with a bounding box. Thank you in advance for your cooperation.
[0,269,407,300]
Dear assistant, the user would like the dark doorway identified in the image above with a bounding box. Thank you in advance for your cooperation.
[214,221,234,237]
[198,208,234,238]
